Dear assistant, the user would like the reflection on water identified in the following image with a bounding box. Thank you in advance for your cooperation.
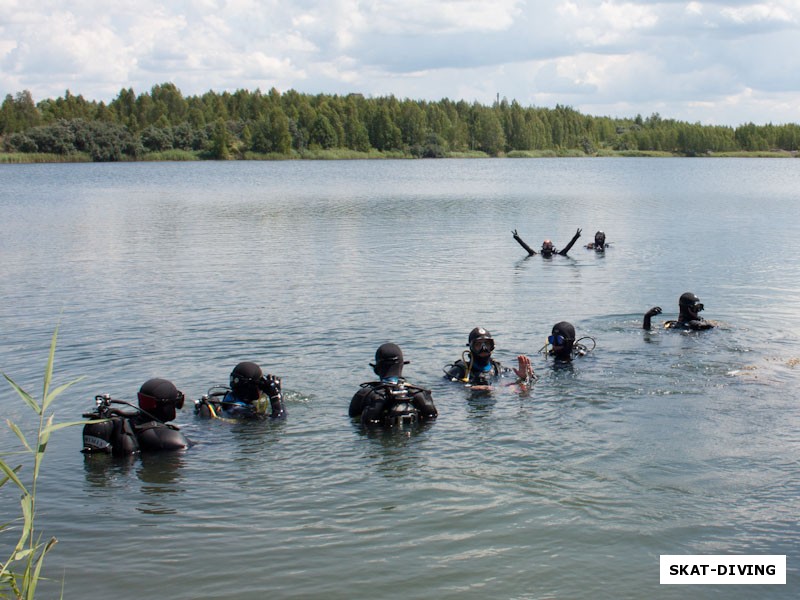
[82,451,188,515]
[355,422,436,477]
[2,159,799,599]
[82,453,139,489]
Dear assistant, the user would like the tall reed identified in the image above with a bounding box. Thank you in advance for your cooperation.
[1,327,85,599]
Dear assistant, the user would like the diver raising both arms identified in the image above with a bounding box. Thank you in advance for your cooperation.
[512,228,582,257]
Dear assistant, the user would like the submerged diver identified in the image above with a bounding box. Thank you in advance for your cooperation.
[444,327,535,387]
[195,361,286,420]
[349,343,438,427]
[585,230,610,251]
[512,228,582,257]
[82,378,189,456]
[643,292,715,331]
[540,321,596,362]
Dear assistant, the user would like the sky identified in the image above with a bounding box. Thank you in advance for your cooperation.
[1,0,799,126]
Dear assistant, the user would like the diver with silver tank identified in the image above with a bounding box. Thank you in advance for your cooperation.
[349,343,438,427]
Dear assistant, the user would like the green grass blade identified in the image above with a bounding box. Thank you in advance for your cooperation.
[43,420,92,436]
[7,420,32,453]
[26,537,57,600]
[14,495,34,553]
[12,548,33,561]
[2,374,41,415]
[33,415,55,480]
[42,326,59,405]
[42,376,84,413]
[0,462,23,489]
[0,459,28,494]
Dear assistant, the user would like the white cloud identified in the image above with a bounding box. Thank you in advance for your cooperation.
[721,3,795,25]
[359,0,523,34]
[571,2,659,46]
[0,1,799,125]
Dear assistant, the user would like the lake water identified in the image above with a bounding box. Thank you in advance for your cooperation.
[1,158,799,599]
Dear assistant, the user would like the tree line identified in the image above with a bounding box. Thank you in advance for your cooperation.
[1,84,798,161]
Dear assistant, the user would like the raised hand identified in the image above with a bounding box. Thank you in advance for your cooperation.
[645,306,662,318]
[261,374,282,397]
[513,354,535,382]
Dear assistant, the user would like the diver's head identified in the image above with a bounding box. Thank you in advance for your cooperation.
[678,292,704,320]
[549,321,576,360]
[467,327,495,360]
[230,361,263,401]
[371,342,408,381]
[594,231,606,247]
[137,378,185,422]
[541,239,555,257]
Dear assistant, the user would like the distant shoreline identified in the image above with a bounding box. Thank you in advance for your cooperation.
[1,148,797,164]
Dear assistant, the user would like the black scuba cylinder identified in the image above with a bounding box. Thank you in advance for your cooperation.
[82,417,141,456]
[82,420,115,454]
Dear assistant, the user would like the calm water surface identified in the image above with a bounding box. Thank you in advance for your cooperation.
[1,158,799,599]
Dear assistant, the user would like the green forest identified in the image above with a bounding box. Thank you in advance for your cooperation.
[1,83,799,162]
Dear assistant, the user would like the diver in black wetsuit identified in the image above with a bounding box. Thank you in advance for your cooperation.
[82,378,189,456]
[195,361,286,420]
[444,327,535,387]
[512,228,582,257]
[643,292,715,331]
[349,343,438,427]
[541,321,595,362]
[585,230,610,251]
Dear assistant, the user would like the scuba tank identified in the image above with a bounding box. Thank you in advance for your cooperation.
[360,382,421,427]
[81,391,188,455]
[381,384,419,427]
[82,394,139,456]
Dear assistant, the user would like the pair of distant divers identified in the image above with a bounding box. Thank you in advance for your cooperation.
[512,228,609,257]
[82,361,285,456]
[81,292,714,455]
[441,322,594,387]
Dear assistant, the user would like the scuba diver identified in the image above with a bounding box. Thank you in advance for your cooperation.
[585,230,610,251]
[643,292,715,331]
[82,378,189,456]
[194,361,286,420]
[443,327,535,387]
[349,343,438,427]
[512,228,582,257]
[539,321,596,362]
